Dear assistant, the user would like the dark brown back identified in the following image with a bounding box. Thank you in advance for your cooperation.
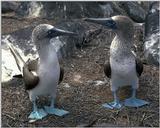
[23,59,39,90]
[104,60,111,78]
[135,58,143,77]
[58,67,64,84]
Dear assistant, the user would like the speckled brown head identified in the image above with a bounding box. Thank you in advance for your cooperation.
[32,24,53,43]
[32,24,77,47]
[112,15,134,35]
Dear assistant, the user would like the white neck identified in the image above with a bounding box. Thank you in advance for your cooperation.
[36,41,58,64]
[110,34,134,59]
[112,35,132,48]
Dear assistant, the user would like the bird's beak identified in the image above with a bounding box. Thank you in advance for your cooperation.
[84,18,117,29]
[47,27,77,38]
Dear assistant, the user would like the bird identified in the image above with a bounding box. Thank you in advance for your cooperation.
[85,15,149,109]
[7,24,77,120]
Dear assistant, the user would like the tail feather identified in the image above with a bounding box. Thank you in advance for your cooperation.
[7,43,25,73]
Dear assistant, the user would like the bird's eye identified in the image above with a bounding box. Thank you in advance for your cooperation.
[107,20,115,26]
[47,30,52,35]
[106,20,117,29]
[47,30,53,38]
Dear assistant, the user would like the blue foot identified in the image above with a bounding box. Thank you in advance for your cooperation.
[44,106,69,117]
[102,101,122,109]
[28,109,48,120]
[124,97,149,107]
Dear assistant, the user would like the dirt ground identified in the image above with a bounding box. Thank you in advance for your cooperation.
[1,14,159,127]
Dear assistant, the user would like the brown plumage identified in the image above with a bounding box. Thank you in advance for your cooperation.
[135,58,143,77]
[104,60,111,78]
[23,59,64,89]
[23,59,39,90]
[59,67,64,84]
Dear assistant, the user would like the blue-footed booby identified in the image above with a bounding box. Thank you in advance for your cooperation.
[85,16,149,109]
[8,24,77,120]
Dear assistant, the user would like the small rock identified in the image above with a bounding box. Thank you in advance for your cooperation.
[62,83,70,88]
[87,80,107,86]
[94,80,106,86]
[29,119,37,123]
[73,74,82,83]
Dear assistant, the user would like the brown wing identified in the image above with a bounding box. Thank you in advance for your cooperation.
[58,66,64,84]
[135,58,143,77]
[104,60,111,78]
[26,58,39,71]
[23,59,39,90]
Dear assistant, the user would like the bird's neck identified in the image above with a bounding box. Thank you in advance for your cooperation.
[111,34,133,50]
[37,43,57,63]
[110,34,134,59]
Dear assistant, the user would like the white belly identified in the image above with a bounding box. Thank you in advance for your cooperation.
[110,57,138,91]
[29,63,60,99]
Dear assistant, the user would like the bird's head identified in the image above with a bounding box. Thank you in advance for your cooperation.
[84,15,135,38]
[32,24,77,45]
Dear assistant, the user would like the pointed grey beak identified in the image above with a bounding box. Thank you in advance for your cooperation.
[84,18,117,29]
[47,27,77,38]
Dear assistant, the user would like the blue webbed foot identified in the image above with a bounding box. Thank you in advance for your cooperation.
[124,97,149,107]
[102,101,122,109]
[28,108,47,120]
[44,106,69,117]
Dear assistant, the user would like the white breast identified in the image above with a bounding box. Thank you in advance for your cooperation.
[110,56,138,91]
[29,44,60,100]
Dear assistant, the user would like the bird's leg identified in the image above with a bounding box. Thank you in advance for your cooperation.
[44,97,69,117]
[124,88,149,107]
[102,91,122,109]
[28,100,47,120]
[50,97,55,108]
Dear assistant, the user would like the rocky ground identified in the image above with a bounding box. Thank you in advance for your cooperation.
[1,15,159,127]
